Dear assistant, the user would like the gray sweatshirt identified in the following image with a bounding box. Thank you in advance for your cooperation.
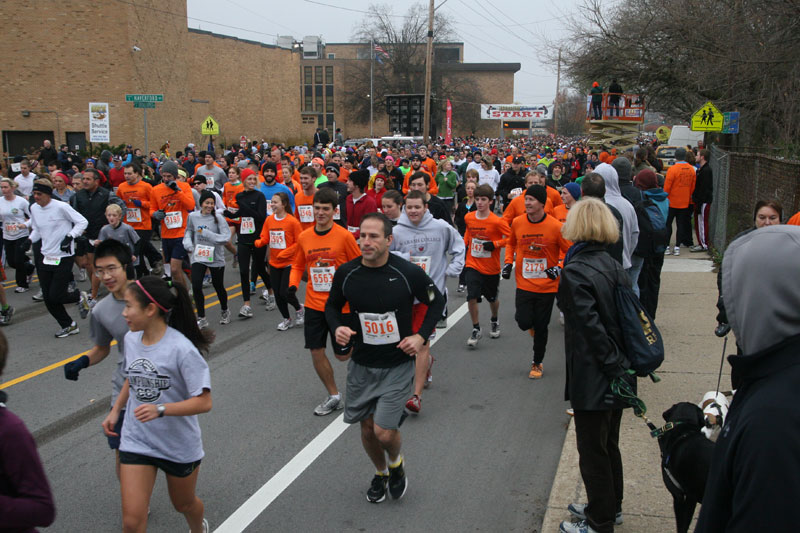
[595,163,639,269]
[390,209,465,294]
[183,211,231,267]
[97,222,140,266]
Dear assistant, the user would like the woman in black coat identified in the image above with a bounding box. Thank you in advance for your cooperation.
[557,197,637,533]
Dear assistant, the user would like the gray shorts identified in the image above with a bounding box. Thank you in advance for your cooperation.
[344,359,414,430]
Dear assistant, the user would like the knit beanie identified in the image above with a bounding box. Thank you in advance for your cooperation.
[160,161,178,177]
[564,182,582,202]
[525,184,547,205]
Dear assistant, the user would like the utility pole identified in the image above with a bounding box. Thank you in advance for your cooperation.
[422,0,434,143]
[370,38,374,137]
[554,48,562,135]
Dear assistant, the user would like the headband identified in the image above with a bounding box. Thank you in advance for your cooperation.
[135,279,170,313]
[33,182,53,195]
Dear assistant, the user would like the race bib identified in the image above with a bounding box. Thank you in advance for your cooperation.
[126,207,142,223]
[358,311,400,345]
[240,217,255,234]
[193,244,214,263]
[333,205,341,220]
[470,239,491,258]
[410,255,431,274]
[4,223,20,235]
[269,230,286,249]
[165,211,183,229]
[298,205,313,223]
[509,187,523,199]
[347,226,359,234]
[310,266,334,292]
[43,255,61,266]
[522,257,547,279]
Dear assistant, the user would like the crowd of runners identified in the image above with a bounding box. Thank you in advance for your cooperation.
[3,134,800,533]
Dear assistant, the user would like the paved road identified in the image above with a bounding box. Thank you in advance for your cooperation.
[3,261,570,532]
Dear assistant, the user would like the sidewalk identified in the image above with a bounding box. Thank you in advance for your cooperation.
[541,252,726,532]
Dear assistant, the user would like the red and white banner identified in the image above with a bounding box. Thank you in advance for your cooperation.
[445,99,452,145]
[480,104,551,121]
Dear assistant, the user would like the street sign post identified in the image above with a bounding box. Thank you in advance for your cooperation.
[690,101,723,132]
[125,94,163,102]
[722,112,740,134]
[133,102,155,108]
[126,94,163,153]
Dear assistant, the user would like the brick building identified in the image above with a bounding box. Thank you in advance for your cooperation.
[0,0,518,158]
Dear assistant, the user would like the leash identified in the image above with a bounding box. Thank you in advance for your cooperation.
[715,336,728,397]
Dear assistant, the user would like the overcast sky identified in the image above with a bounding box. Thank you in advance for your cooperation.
[186,0,580,104]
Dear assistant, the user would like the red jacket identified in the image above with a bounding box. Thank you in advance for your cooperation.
[345,193,378,240]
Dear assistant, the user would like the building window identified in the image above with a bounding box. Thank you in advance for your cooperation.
[315,66,323,84]
[326,98,334,112]
[326,114,334,127]
[325,66,333,85]
[305,96,313,111]
[327,53,335,59]
[315,86,323,112]
[302,115,316,124]
[304,66,312,85]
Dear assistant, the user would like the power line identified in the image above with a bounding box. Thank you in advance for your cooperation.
[223,0,299,35]
[457,0,537,49]
[302,0,414,18]
[472,0,542,42]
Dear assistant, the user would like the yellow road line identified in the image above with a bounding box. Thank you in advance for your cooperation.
[0,280,266,390]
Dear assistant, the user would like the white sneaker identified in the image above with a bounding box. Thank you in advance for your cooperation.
[664,247,672,255]
[277,317,294,331]
[314,394,343,416]
[219,309,231,325]
[239,305,253,318]
[14,286,29,293]
[673,246,680,256]
[467,327,482,348]
[197,317,209,329]
[295,305,305,326]
[265,294,277,311]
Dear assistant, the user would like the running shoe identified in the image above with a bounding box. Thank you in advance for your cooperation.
[77,268,87,282]
[566,408,574,416]
[313,394,343,416]
[197,317,209,329]
[55,322,80,338]
[203,274,212,288]
[388,458,408,500]
[457,284,466,293]
[424,355,435,389]
[366,473,389,503]
[239,305,253,318]
[405,395,421,413]
[195,517,209,533]
[68,280,77,294]
[295,305,305,326]
[32,290,44,302]
[490,320,500,338]
[567,503,623,525]
[259,289,269,301]
[265,294,277,311]
[673,246,680,256]
[150,259,164,277]
[0,306,14,325]
[690,245,707,253]
[559,519,599,533]
[436,317,447,329]
[277,318,294,331]
[664,247,672,256]
[529,363,543,379]
[88,296,96,309]
[14,286,29,293]
[467,327,482,348]
[220,309,231,325]
[78,291,91,319]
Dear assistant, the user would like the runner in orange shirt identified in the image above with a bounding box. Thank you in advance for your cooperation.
[289,187,361,416]
[503,172,555,226]
[502,185,571,379]
[401,154,439,195]
[463,184,511,348]
[150,161,195,288]
[293,166,318,231]
[118,162,163,277]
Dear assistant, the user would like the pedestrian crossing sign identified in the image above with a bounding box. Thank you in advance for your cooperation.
[691,101,722,132]
[201,115,219,135]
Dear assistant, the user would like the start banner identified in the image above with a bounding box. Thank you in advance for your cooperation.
[480,104,551,121]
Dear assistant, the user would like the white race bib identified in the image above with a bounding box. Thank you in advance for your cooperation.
[298,205,313,223]
[269,230,286,249]
[410,255,431,274]
[347,226,359,234]
[193,244,214,263]
[358,311,401,345]
[470,239,491,258]
[126,207,142,223]
[3,223,20,235]
[310,266,334,292]
[165,211,183,229]
[240,217,255,234]
[522,257,547,279]
[43,255,61,266]
[509,187,523,199]
[333,205,341,220]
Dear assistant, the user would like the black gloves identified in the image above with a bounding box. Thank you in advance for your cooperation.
[501,263,513,279]
[167,180,179,191]
[60,235,73,252]
[223,210,235,219]
[715,323,731,337]
[482,241,495,252]
[152,210,166,221]
[545,266,562,280]
[287,286,297,295]
[64,355,90,381]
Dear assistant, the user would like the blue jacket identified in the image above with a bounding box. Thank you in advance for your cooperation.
[644,188,669,221]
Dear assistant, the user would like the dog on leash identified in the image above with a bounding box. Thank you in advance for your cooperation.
[698,391,730,441]
[657,402,716,533]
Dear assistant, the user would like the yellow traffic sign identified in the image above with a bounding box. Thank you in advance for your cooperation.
[655,125,671,142]
[691,101,722,132]
[201,115,219,135]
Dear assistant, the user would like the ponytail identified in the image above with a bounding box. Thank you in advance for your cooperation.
[129,276,213,355]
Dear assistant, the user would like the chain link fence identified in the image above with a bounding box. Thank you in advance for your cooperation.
[708,145,800,252]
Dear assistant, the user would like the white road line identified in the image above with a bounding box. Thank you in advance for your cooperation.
[214,300,469,533]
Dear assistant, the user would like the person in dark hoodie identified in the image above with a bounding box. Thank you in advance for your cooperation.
[691,148,713,252]
[0,330,57,531]
[634,169,669,318]
[696,225,800,533]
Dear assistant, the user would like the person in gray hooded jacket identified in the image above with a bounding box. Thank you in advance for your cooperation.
[696,225,800,533]
[594,163,639,271]
[390,190,465,413]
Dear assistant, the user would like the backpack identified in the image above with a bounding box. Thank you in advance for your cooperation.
[614,282,664,377]
[633,197,668,257]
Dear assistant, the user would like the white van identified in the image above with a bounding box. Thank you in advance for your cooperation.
[668,126,704,148]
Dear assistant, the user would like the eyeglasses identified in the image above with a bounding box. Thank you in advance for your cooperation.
[94,265,123,278]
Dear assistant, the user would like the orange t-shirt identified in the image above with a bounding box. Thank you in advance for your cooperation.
[289,224,361,312]
[505,213,572,293]
[552,204,569,224]
[421,157,437,178]
[223,182,244,208]
[338,167,351,184]
[293,189,317,231]
[256,213,303,268]
[463,211,511,275]
[664,162,697,209]
[402,169,439,195]
[546,185,564,207]
[787,211,800,226]
[116,179,153,230]
[149,181,195,239]
[502,194,555,226]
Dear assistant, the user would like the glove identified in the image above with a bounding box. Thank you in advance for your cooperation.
[60,235,73,252]
[501,263,513,279]
[132,199,142,208]
[167,180,179,191]
[287,286,298,296]
[715,322,731,337]
[545,266,562,280]
[21,238,32,253]
[64,355,90,381]
[223,210,235,219]
[152,210,166,221]
[482,241,495,252]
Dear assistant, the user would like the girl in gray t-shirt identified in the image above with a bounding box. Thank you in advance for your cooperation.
[102,275,213,533]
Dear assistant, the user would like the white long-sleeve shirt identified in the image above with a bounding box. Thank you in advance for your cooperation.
[0,195,31,241]
[30,198,88,259]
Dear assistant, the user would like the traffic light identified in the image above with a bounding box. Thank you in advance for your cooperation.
[386,94,425,136]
